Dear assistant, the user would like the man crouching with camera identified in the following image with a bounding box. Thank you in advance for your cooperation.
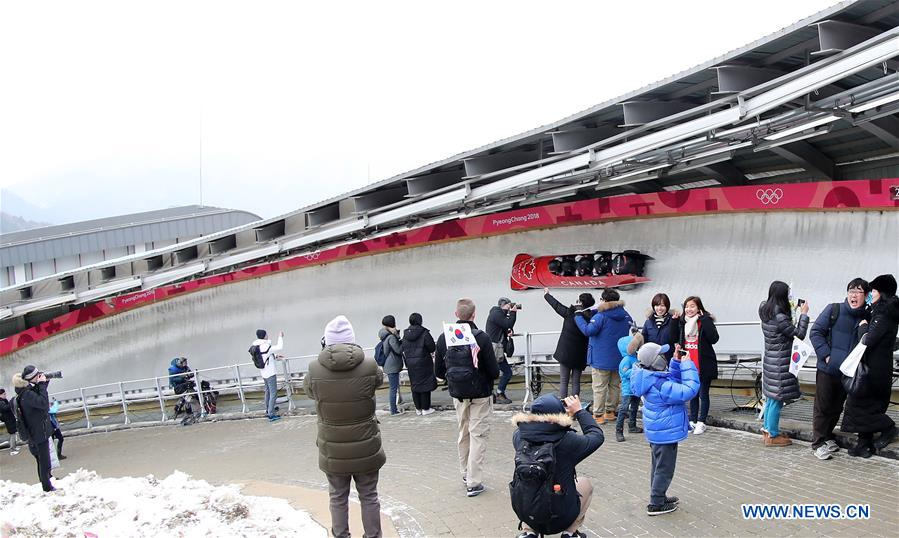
[13,365,57,492]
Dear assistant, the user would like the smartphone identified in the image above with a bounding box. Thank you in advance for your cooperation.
[797,299,806,307]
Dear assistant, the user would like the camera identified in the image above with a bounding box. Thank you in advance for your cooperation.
[43,371,63,379]
[513,303,523,310]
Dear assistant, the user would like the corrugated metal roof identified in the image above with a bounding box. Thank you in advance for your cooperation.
[0,205,260,247]
[0,206,262,266]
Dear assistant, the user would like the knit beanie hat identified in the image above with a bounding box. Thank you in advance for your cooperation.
[324,316,356,345]
[637,343,669,372]
[22,365,38,381]
[870,274,897,297]
[256,329,267,339]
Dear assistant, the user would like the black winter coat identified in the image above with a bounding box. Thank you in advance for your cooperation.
[0,398,16,433]
[672,314,720,382]
[760,304,809,402]
[544,293,590,371]
[842,296,899,433]
[512,410,603,533]
[435,320,499,400]
[12,374,53,444]
[486,306,516,345]
[402,325,438,393]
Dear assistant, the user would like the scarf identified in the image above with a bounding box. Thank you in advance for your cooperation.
[684,314,699,339]
[653,314,666,329]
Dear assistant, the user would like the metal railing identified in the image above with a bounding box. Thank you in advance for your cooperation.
[48,347,374,429]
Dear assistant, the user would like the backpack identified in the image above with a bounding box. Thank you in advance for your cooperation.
[11,396,30,443]
[443,329,484,400]
[509,439,562,535]
[374,339,388,367]
[248,344,269,369]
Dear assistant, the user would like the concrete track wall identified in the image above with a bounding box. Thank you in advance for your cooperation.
[2,210,897,393]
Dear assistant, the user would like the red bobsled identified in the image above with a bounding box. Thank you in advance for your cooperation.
[510,251,652,291]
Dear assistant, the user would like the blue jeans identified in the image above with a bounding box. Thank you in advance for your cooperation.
[264,375,278,417]
[388,373,401,414]
[616,395,639,432]
[763,398,784,437]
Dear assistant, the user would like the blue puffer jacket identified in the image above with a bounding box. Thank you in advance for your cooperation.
[809,301,866,377]
[575,301,634,371]
[168,359,191,388]
[630,359,700,444]
[617,335,639,397]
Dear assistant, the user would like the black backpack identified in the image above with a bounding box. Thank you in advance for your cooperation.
[443,329,484,400]
[509,439,562,535]
[11,396,29,443]
[248,344,269,369]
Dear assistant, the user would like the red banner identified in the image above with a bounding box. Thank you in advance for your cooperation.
[2,179,896,357]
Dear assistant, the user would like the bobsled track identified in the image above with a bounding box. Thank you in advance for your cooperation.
[0,192,896,393]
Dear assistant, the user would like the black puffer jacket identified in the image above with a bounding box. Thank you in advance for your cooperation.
[0,397,16,433]
[512,395,603,534]
[759,304,810,402]
[12,374,53,444]
[435,320,499,400]
[401,325,437,393]
[842,295,899,433]
[544,293,591,371]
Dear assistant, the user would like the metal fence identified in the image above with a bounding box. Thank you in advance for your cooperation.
[41,321,898,431]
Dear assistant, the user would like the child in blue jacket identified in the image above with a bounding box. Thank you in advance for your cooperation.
[615,330,644,442]
[631,342,699,516]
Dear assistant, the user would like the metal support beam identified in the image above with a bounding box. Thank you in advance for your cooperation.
[550,127,620,153]
[405,171,464,196]
[770,140,836,180]
[696,162,748,186]
[621,101,695,126]
[463,149,539,178]
[814,20,880,56]
[715,66,783,94]
[856,116,899,149]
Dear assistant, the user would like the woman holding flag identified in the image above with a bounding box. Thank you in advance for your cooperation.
[758,281,810,447]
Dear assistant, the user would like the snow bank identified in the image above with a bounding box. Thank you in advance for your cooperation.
[0,469,326,537]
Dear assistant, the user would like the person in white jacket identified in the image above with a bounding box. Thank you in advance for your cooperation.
[253,329,284,422]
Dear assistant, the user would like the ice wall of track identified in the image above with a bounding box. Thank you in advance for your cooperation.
[2,210,897,393]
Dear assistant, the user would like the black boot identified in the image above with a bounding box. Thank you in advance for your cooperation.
[616,430,625,442]
[628,424,643,434]
[873,425,898,450]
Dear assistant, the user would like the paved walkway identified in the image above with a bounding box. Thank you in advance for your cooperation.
[2,410,897,537]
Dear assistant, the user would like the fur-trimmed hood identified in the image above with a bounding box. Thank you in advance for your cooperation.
[597,300,625,312]
[512,412,574,428]
[12,373,28,390]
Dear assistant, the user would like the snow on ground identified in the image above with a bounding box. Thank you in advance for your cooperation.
[0,469,327,537]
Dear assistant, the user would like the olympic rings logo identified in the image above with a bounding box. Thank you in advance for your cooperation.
[756,188,784,205]
[303,252,321,261]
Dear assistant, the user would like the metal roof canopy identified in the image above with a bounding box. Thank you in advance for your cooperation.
[3,0,899,318]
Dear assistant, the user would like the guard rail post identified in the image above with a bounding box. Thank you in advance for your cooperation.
[155,376,168,422]
[118,382,130,425]
[523,332,533,410]
[281,359,296,413]
[194,369,206,417]
[234,364,248,413]
[79,387,92,429]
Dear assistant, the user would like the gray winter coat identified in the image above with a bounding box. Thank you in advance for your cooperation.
[759,303,809,402]
[378,328,404,374]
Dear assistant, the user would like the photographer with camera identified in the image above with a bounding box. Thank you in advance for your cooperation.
[487,297,519,405]
[12,365,56,492]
